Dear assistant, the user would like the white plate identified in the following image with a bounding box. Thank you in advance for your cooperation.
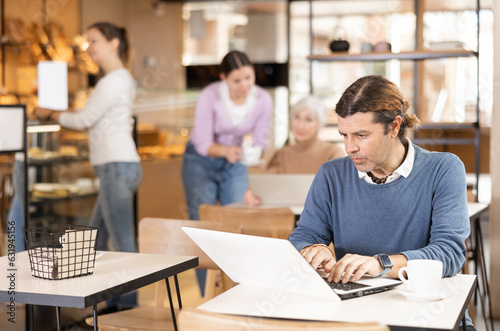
[398,285,452,301]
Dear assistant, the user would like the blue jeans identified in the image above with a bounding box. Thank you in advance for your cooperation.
[7,160,26,252]
[182,141,248,220]
[92,162,142,252]
[92,162,142,308]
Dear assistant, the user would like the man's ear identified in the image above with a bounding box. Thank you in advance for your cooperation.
[220,73,226,81]
[390,116,403,137]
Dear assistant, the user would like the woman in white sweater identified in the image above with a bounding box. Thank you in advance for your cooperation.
[35,22,141,255]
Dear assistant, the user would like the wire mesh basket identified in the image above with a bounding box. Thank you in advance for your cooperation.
[25,224,99,280]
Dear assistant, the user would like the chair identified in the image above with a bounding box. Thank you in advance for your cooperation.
[86,218,242,331]
[198,204,296,239]
[178,307,390,331]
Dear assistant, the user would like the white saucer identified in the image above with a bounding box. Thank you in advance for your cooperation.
[398,285,452,301]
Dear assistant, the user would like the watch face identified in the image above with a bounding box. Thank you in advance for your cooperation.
[379,254,393,268]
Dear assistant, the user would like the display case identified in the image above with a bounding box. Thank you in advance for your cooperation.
[26,120,97,227]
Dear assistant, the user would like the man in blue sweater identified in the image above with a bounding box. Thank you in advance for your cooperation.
[289,75,472,327]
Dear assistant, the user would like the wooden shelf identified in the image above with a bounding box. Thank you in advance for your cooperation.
[307,49,477,62]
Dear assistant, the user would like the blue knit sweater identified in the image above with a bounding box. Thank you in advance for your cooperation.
[289,144,470,277]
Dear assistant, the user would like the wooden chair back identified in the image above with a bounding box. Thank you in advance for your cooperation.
[198,204,295,239]
[178,307,391,331]
[140,218,242,305]
[139,217,242,270]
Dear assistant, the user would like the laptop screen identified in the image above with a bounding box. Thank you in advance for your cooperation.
[183,227,340,301]
[248,174,315,206]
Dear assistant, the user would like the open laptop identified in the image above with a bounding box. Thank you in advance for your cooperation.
[248,174,315,207]
[182,227,401,301]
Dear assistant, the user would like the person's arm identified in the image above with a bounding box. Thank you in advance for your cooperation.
[34,107,66,121]
[289,165,335,252]
[289,164,391,283]
[326,253,408,283]
[58,73,132,131]
[51,111,63,122]
[299,239,408,283]
[243,189,260,206]
[207,144,242,163]
[400,154,469,276]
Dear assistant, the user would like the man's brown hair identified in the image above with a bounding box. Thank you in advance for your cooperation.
[335,75,420,142]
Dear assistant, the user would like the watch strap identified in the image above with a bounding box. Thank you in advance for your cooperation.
[378,268,391,277]
[374,254,392,277]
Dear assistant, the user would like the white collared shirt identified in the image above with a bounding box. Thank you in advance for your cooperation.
[358,137,415,184]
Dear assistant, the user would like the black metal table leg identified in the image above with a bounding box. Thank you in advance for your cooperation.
[166,278,178,331]
[174,274,183,309]
[93,304,98,331]
[27,304,34,331]
[55,306,61,331]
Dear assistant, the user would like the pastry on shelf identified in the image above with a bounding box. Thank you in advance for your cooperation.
[32,183,72,198]
[59,145,78,156]
[0,93,19,106]
[28,147,60,160]
[32,182,96,199]
[34,23,57,61]
[7,18,39,64]
[47,21,75,65]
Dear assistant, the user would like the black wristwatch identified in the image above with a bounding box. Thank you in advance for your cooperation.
[374,254,393,277]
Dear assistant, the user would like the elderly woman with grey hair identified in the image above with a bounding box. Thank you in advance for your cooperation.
[245,96,345,206]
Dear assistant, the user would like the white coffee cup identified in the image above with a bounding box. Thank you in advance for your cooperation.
[398,259,443,294]
[242,146,262,165]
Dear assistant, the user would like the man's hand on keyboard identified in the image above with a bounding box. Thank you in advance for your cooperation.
[329,254,381,283]
[300,244,336,280]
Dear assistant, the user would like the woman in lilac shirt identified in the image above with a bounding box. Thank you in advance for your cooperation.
[182,51,273,221]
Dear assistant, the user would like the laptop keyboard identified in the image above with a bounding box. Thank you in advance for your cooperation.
[324,279,370,291]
